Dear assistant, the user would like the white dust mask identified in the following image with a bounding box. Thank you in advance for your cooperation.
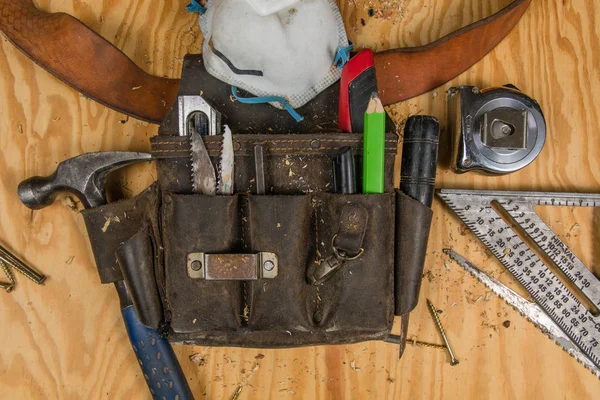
[198,0,350,120]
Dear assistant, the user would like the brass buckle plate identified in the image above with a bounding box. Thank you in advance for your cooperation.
[187,252,278,280]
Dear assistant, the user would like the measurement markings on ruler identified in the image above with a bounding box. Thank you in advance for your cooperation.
[438,189,600,369]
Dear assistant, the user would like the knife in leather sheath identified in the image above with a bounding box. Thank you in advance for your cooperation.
[0,0,531,123]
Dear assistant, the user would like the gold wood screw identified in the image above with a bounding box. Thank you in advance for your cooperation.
[231,385,243,400]
[0,245,46,285]
[427,299,459,366]
[408,338,447,350]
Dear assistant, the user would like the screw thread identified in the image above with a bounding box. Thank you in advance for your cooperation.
[427,299,459,365]
[0,245,46,284]
[427,299,447,336]
[1,258,45,285]
[1,261,15,285]
[409,339,446,350]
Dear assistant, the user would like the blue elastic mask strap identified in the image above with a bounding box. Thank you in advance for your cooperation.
[231,86,304,123]
[186,0,206,13]
[334,43,354,68]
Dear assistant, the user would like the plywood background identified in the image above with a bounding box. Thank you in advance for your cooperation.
[0,0,599,398]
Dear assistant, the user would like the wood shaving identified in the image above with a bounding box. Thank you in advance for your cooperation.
[101,217,111,233]
[63,196,80,212]
[101,216,122,233]
[189,353,207,366]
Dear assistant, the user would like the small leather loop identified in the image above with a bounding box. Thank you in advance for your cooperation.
[331,234,364,261]
[310,203,368,285]
[332,204,368,256]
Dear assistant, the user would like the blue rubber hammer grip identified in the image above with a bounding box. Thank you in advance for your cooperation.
[122,306,194,400]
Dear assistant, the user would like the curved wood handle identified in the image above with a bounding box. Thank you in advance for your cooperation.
[374,0,532,106]
[0,0,179,123]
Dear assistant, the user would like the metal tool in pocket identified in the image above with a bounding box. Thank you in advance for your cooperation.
[178,95,233,195]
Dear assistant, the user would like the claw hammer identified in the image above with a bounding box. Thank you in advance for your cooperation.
[18,152,194,400]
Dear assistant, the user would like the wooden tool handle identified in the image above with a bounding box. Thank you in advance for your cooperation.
[0,0,179,123]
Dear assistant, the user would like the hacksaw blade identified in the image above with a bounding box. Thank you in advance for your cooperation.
[445,248,600,378]
[190,129,216,195]
[217,125,234,195]
[437,189,600,372]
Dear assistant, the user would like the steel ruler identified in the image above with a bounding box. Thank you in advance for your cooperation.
[438,189,600,371]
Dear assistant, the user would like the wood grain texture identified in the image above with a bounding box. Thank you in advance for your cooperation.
[0,0,180,123]
[0,0,599,399]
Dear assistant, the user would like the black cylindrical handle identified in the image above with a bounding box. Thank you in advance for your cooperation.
[333,147,357,194]
[400,116,440,207]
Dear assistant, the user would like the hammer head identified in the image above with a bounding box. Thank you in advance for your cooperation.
[18,152,152,210]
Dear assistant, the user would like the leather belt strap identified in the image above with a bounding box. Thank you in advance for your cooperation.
[375,0,532,105]
[0,0,179,123]
[0,0,531,123]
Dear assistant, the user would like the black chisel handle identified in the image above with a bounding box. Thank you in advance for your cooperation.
[400,116,440,207]
[333,147,357,194]
[394,115,440,321]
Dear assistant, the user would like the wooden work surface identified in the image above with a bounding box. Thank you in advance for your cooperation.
[0,0,599,398]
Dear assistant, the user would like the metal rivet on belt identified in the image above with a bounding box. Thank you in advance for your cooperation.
[190,260,202,271]
[347,212,359,223]
[263,260,275,271]
[310,139,320,149]
[313,311,323,323]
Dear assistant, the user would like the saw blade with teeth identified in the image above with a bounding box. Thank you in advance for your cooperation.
[190,130,217,195]
[217,125,234,195]
[445,249,600,379]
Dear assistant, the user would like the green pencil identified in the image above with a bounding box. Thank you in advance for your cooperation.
[362,93,385,193]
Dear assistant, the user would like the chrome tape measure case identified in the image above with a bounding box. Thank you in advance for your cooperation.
[448,85,546,174]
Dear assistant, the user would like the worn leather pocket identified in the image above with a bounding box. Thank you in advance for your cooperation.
[161,192,243,333]
[159,190,396,345]
[242,192,395,344]
[307,193,396,341]
[245,195,314,331]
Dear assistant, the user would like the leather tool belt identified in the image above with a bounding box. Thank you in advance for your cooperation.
[79,56,433,351]
[0,0,532,123]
